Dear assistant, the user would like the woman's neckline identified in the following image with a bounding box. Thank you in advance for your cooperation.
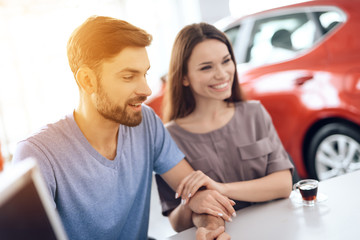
[174,102,238,135]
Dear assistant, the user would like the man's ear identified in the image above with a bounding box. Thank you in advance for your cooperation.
[183,76,190,87]
[75,67,97,94]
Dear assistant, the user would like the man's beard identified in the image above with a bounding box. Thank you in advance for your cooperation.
[95,85,146,127]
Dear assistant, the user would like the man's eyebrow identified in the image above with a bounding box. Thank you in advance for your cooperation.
[118,68,140,74]
[117,66,151,74]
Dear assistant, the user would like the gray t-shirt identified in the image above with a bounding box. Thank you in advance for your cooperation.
[156,101,293,215]
[13,105,184,240]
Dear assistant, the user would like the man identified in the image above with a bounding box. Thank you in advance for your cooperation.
[13,16,233,239]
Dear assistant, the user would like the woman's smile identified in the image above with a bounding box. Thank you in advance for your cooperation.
[209,81,231,91]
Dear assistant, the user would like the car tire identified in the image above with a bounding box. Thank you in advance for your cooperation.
[306,122,360,181]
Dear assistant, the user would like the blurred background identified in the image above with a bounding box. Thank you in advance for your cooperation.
[0,0,305,162]
[0,0,306,239]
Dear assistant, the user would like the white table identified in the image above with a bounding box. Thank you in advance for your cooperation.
[168,170,360,240]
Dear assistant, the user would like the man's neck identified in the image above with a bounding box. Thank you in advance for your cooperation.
[73,107,119,160]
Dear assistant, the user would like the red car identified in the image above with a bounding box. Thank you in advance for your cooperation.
[147,0,360,181]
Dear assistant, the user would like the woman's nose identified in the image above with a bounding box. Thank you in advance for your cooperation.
[214,66,227,79]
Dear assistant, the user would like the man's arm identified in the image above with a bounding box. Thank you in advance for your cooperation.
[193,213,224,232]
[161,159,235,232]
[193,213,231,240]
[160,159,194,200]
[160,159,197,231]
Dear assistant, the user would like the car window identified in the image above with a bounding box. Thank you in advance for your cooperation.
[224,25,243,62]
[314,10,345,34]
[225,25,240,45]
[246,12,317,66]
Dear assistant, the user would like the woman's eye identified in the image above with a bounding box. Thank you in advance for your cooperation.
[200,65,212,71]
[222,58,231,64]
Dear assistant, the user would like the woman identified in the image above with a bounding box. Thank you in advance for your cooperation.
[156,22,293,233]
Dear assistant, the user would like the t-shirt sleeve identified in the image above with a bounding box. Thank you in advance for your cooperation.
[259,104,294,175]
[142,107,184,215]
[12,140,57,206]
[144,106,184,175]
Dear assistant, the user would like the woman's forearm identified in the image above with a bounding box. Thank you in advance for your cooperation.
[220,170,292,202]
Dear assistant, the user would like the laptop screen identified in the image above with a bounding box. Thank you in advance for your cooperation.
[0,159,68,240]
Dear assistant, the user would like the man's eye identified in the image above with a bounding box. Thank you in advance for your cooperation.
[123,75,134,80]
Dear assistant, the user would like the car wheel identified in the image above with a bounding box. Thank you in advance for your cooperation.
[307,122,360,181]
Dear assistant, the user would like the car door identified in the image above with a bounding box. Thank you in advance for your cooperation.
[225,9,329,147]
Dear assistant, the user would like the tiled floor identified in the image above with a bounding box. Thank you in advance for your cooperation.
[148,175,177,240]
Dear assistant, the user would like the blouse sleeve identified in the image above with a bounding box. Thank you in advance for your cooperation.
[259,104,294,175]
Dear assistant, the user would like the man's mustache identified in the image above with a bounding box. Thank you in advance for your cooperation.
[127,96,147,104]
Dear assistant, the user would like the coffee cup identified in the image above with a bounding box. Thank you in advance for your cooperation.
[293,179,318,206]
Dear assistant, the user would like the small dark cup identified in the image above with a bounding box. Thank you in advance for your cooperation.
[293,179,318,206]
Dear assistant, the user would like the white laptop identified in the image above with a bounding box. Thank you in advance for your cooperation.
[0,158,68,240]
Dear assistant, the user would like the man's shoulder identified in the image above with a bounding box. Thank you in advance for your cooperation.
[21,114,73,146]
[142,104,156,117]
[140,104,162,126]
[13,114,75,163]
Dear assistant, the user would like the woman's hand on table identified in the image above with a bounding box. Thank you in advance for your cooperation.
[188,189,236,222]
[175,170,236,222]
[175,170,226,202]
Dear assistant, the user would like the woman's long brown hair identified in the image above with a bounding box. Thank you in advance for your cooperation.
[163,22,244,123]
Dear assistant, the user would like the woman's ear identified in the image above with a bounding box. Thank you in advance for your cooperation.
[76,67,97,94]
[183,76,190,87]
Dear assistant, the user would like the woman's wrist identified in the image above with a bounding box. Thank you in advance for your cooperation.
[216,182,228,196]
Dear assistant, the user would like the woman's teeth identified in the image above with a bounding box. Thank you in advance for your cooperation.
[211,82,228,89]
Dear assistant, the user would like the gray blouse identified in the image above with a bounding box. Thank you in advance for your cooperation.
[156,100,293,215]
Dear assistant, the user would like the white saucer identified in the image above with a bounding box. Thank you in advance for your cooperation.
[290,191,328,204]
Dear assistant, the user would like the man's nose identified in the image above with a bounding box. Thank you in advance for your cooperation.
[136,79,152,97]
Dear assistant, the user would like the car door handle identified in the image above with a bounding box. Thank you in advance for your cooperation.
[295,75,313,85]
